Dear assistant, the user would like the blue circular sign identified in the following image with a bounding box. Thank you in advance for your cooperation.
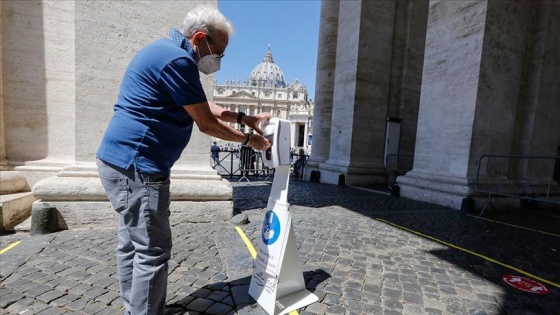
[262,210,280,245]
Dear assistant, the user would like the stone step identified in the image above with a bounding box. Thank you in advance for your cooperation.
[14,216,32,232]
[0,192,36,232]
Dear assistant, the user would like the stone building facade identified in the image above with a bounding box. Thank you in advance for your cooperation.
[307,0,560,210]
[213,46,313,151]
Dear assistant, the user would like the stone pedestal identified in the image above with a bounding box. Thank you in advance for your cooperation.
[32,163,233,229]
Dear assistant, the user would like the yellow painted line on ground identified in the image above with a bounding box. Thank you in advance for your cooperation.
[376,218,560,289]
[235,226,257,259]
[467,215,560,238]
[0,241,21,255]
[234,226,299,315]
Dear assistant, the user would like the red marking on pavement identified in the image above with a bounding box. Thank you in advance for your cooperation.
[502,275,550,295]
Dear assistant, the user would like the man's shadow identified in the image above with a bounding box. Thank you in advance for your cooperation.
[165,269,331,314]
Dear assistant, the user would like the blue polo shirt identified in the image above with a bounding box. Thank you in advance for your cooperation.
[97,29,207,176]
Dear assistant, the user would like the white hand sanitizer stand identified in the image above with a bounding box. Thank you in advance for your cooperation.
[248,118,318,315]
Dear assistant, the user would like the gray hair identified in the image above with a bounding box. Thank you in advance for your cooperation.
[181,5,234,38]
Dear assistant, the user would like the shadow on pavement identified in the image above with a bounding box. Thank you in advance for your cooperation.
[373,210,560,314]
[231,180,560,314]
[165,269,330,314]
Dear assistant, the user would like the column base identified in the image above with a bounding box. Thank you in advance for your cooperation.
[397,170,473,210]
[30,200,234,230]
[317,160,386,186]
[303,159,322,181]
[32,162,235,229]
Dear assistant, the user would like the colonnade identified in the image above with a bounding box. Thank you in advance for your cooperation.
[307,0,560,209]
[1,0,559,229]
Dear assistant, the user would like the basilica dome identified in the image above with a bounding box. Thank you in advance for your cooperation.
[249,46,287,88]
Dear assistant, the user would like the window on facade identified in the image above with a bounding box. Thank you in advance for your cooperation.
[292,92,298,99]
[278,93,282,98]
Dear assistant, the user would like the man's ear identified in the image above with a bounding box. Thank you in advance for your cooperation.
[192,31,206,44]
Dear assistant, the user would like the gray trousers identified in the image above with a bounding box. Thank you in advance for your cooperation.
[97,158,172,315]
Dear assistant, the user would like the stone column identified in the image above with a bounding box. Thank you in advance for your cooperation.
[510,0,560,169]
[0,112,4,169]
[0,0,4,168]
[22,1,233,228]
[305,0,339,177]
[386,0,428,156]
[304,122,309,150]
[1,1,38,231]
[318,0,396,186]
[2,0,74,186]
[398,0,559,209]
[290,122,297,149]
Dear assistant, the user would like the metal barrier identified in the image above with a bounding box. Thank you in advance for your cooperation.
[210,149,274,182]
[290,154,309,180]
[210,150,239,177]
[474,154,560,215]
[238,147,274,183]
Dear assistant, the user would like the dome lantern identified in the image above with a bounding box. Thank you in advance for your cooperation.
[249,45,286,88]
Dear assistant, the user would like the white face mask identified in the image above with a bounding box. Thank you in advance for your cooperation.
[197,38,221,75]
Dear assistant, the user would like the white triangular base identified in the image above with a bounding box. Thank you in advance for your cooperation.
[248,165,318,315]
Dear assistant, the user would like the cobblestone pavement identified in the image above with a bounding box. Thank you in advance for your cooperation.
[1,179,559,314]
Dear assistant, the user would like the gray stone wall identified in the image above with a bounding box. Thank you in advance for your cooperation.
[1,1,236,229]
[74,0,209,164]
[1,0,213,171]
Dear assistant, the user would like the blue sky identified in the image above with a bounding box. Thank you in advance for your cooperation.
[216,0,321,100]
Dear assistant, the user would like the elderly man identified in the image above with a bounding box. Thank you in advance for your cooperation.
[96,5,270,314]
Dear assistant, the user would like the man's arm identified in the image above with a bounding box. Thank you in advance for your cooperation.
[207,101,271,135]
[184,102,270,151]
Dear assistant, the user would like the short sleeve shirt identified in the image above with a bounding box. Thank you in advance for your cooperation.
[97,29,206,176]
